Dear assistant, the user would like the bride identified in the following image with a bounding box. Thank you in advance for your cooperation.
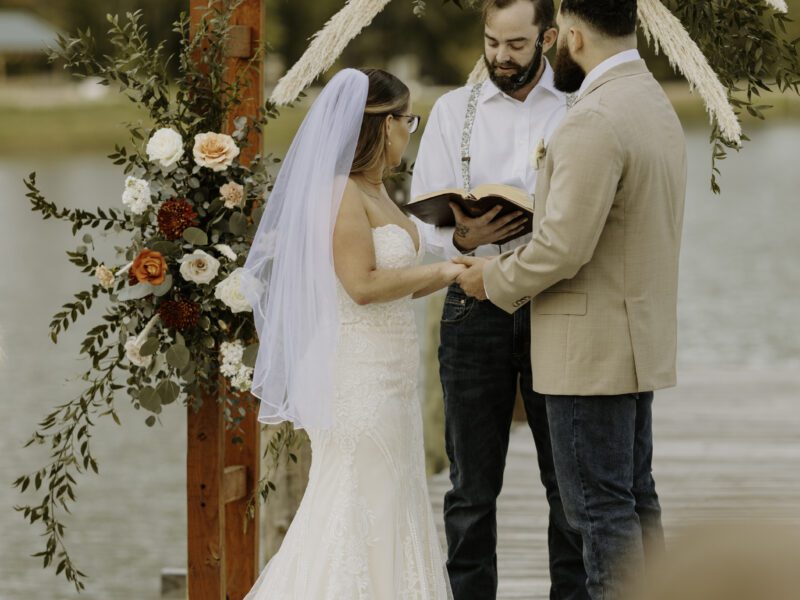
[241,68,461,598]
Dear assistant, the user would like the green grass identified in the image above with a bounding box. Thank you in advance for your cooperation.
[0,101,146,156]
[1,85,798,158]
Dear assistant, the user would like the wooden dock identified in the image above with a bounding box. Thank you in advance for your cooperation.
[427,368,800,599]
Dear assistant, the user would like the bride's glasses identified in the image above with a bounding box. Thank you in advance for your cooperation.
[392,113,421,134]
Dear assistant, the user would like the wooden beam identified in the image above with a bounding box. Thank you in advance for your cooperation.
[221,2,264,599]
[187,2,263,600]
[187,394,226,600]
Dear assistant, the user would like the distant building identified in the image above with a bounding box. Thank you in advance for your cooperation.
[0,10,61,79]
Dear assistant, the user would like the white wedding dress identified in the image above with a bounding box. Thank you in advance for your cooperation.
[245,223,452,600]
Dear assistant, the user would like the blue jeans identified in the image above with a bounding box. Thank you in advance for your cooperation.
[439,284,588,600]
[545,393,665,600]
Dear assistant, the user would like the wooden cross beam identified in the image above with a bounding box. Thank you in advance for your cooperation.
[187,2,264,599]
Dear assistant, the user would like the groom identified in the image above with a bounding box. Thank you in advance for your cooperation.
[411,1,589,598]
[456,0,687,598]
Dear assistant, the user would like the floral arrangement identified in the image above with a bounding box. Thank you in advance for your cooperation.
[13,2,291,590]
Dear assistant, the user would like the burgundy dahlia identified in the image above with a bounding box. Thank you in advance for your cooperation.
[157,198,198,240]
[158,298,201,331]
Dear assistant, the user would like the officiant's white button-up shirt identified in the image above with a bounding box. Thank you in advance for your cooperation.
[410,61,567,259]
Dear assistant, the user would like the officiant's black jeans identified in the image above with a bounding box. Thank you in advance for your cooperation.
[439,284,588,600]
[545,392,666,600]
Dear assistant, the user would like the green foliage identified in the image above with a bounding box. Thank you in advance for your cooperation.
[661,1,800,191]
[13,1,293,592]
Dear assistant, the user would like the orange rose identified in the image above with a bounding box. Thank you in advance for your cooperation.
[132,249,168,285]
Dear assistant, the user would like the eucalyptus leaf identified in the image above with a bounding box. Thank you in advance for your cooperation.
[242,343,259,368]
[208,198,224,213]
[183,227,208,246]
[139,386,162,414]
[229,212,247,236]
[166,344,190,370]
[157,380,180,405]
[251,205,265,224]
[150,241,180,256]
[139,337,160,357]
[152,274,173,297]
[182,363,197,385]
[118,282,156,301]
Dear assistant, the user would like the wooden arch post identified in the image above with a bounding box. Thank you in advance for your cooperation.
[187,1,264,599]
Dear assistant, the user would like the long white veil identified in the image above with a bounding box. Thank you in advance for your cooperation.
[242,68,368,430]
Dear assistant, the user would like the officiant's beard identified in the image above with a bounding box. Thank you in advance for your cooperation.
[553,42,586,93]
[484,39,544,94]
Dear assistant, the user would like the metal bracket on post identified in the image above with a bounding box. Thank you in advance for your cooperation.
[226,26,253,59]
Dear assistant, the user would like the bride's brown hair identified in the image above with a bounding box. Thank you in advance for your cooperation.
[350,68,410,177]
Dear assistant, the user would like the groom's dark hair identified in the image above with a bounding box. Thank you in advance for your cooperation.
[482,0,555,30]
[560,0,638,38]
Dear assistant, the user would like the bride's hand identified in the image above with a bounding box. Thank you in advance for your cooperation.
[439,261,467,282]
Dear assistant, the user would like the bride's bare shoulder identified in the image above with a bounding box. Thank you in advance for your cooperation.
[344,176,365,200]
[337,177,370,225]
[341,177,368,211]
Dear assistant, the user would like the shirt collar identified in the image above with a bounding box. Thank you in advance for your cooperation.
[480,59,565,104]
[576,49,641,99]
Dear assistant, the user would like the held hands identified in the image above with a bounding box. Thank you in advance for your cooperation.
[452,256,490,300]
[449,203,528,253]
[439,260,468,283]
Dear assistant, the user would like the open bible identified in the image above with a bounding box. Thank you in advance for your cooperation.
[404,184,533,246]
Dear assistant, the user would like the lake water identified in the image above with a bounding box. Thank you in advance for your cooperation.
[1,124,799,599]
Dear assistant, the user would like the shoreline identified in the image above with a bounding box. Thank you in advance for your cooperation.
[1,78,798,156]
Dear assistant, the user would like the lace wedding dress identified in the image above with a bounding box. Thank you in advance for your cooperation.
[245,223,452,600]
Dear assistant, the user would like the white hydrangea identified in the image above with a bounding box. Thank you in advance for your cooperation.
[214,244,238,261]
[146,127,184,168]
[231,365,253,392]
[121,176,153,215]
[219,340,245,377]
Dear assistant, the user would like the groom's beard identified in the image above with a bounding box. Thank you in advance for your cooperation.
[484,41,543,95]
[553,42,586,93]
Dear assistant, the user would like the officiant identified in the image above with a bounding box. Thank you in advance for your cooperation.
[409,1,587,598]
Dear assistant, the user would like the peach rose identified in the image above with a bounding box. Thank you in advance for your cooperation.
[193,132,240,172]
[132,249,168,286]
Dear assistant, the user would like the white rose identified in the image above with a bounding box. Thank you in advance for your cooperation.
[220,182,244,209]
[193,132,240,172]
[125,339,153,368]
[214,268,252,313]
[146,128,184,168]
[122,176,153,215]
[213,243,238,261]
[179,249,221,285]
[95,264,116,289]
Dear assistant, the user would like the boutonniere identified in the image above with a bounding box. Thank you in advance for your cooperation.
[532,138,547,171]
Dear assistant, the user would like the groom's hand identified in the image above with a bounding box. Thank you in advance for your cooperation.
[453,256,489,300]
[449,203,528,253]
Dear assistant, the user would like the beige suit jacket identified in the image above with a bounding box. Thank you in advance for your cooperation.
[484,60,687,396]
